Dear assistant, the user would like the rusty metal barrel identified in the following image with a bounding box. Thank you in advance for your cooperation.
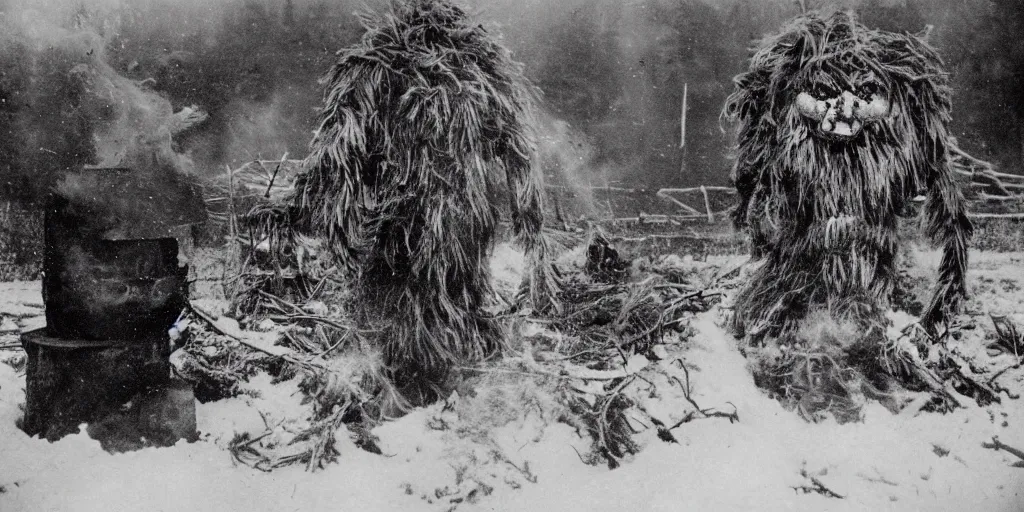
[24,166,206,450]
[41,167,204,340]
[43,197,188,340]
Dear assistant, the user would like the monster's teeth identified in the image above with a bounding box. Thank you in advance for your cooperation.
[833,121,853,136]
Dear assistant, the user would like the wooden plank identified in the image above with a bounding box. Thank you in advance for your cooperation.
[597,214,711,224]
[977,193,1024,201]
[544,184,645,193]
[700,185,714,223]
[983,170,1024,181]
[658,186,737,194]
[656,190,703,216]
[968,212,1024,219]
[680,83,688,149]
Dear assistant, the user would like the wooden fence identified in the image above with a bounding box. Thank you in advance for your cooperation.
[203,158,1024,231]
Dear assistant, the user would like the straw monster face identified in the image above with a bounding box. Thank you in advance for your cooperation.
[795,72,891,140]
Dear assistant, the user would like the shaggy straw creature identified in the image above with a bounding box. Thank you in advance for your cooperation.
[290,0,556,398]
[725,11,973,342]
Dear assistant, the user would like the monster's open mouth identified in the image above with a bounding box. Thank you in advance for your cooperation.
[819,119,862,139]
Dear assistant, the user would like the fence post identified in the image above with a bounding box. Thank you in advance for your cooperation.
[700,185,713,223]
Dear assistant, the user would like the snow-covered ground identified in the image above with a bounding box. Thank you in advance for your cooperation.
[1,249,1023,512]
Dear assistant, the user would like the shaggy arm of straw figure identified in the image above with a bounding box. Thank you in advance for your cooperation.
[920,149,973,335]
[292,139,364,272]
[507,157,562,314]
[731,167,773,260]
[727,147,755,232]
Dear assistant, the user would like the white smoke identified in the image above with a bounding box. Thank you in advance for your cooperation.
[2,1,204,175]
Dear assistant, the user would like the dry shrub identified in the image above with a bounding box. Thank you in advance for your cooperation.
[300,349,409,422]
[749,310,883,423]
[562,387,639,469]
[449,371,566,442]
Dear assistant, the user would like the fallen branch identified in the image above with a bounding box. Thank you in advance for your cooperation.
[256,289,305,314]
[897,393,936,417]
[267,314,358,332]
[598,215,709,224]
[855,470,899,487]
[561,356,650,380]
[982,436,1024,468]
[594,376,638,469]
[466,353,651,382]
[263,152,288,198]
[887,325,972,409]
[968,212,1024,219]
[229,428,280,471]
[794,469,845,499]
[942,349,1002,405]
[187,301,324,372]
[664,359,740,426]
[545,184,645,193]
[657,186,738,194]
[987,363,1022,400]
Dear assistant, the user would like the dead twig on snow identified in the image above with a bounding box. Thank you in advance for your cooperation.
[794,469,845,499]
[666,359,740,425]
[982,436,1024,468]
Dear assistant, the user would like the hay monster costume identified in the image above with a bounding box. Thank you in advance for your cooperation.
[725,11,973,342]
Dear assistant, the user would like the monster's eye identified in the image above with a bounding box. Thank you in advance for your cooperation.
[857,81,881,99]
[810,82,839,100]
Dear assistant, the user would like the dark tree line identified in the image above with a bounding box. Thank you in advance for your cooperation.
[520,0,1024,186]
[105,0,363,172]
[0,0,363,204]
[938,0,1024,172]
[1,0,1023,204]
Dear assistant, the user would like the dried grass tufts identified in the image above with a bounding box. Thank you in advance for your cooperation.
[562,378,640,469]
[747,305,1003,422]
[748,310,871,423]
